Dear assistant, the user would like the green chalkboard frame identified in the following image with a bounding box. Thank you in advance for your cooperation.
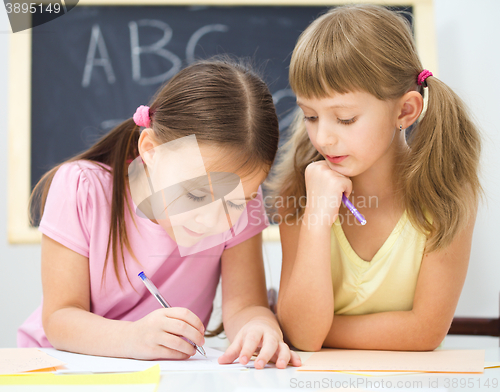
[7,0,437,243]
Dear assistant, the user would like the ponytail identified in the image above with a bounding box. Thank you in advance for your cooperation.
[29,118,141,287]
[400,76,482,252]
[31,56,280,289]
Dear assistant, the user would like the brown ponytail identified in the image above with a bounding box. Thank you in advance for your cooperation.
[30,55,279,287]
[29,118,141,288]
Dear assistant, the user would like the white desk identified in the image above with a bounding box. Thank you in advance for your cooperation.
[157,335,500,392]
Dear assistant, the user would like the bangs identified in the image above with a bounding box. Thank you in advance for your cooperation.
[289,9,390,100]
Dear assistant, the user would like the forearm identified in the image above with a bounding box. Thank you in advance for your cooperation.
[44,307,133,357]
[324,310,441,351]
[223,305,280,342]
[277,212,334,351]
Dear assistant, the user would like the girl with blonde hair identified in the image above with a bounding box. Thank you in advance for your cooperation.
[272,4,481,351]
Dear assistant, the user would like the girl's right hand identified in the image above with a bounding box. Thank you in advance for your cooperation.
[125,307,206,360]
[304,160,353,227]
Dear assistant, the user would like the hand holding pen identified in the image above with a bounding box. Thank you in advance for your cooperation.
[138,271,207,358]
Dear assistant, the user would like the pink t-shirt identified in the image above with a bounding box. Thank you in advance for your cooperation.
[18,160,269,348]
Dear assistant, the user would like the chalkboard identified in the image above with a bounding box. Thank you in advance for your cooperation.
[7,1,436,243]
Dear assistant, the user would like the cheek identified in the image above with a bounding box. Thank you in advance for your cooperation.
[305,125,318,148]
[353,130,395,170]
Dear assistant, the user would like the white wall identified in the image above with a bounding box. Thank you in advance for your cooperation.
[1,1,499,348]
[434,0,500,317]
[0,12,43,348]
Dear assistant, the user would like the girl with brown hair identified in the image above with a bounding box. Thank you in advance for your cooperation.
[272,5,482,351]
[18,57,301,369]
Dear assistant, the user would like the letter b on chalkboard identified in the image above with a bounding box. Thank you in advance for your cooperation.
[4,0,79,33]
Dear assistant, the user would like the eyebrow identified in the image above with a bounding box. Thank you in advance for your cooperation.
[227,193,257,202]
[231,196,254,201]
[296,101,354,109]
[191,186,255,201]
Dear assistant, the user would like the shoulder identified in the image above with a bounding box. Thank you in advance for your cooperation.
[52,160,112,194]
[55,160,112,183]
[48,160,115,211]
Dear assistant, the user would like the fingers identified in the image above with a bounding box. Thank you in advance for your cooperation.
[164,307,205,335]
[157,332,198,357]
[289,349,302,367]
[254,334,279,369]
[342,177,353,198]
[161,308,205,347]
[155,346,192,360]
[218,336,243,365]
[272,344,302,368]
[238,332,263,366]
[219,332,302,369]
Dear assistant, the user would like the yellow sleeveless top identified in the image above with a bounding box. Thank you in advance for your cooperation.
[331,211,427,315]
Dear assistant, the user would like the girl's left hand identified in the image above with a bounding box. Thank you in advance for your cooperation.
[218,317,302,369]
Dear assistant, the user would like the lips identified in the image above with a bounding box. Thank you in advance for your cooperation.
[183,226,204,237]
[326,155,348,164]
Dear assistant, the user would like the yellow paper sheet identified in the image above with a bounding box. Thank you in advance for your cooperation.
[0,349,66,375]
[0,364,160,386]
[298,349,485,374]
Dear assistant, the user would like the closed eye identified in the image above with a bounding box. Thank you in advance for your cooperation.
[226,200,245,211]
[337,117,356,125]
[303,116,318,123]
[187,192,206,202]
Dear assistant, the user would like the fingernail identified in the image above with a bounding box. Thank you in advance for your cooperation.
[257,360,264,368]
[240,355,248,364]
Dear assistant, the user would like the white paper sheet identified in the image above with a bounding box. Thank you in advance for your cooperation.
[40,347,248,373]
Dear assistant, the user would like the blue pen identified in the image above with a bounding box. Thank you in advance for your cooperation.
[342,193,367,225]
[138,271,207,358]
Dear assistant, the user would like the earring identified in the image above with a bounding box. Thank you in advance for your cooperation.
[399,125,403,132]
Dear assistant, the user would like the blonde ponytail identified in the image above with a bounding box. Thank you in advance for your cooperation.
[400,76,482,251]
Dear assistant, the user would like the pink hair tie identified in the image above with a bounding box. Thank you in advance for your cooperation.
[133,105,151,128]
[417,69,433,87]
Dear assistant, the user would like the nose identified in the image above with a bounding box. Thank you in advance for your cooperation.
[315,120,337,148]
[194,201,224,229]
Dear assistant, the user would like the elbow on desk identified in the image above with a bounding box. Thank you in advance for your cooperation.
[277,308,332,352]
[291,340,324,352]
[42,312,72,352]
[278,318,326,352]
[43,326,62,351]
[284,330,325,352]
[410,327,448,351]
[420,333,447,351]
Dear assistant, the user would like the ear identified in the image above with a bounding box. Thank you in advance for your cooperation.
[397,91,424,129]
[138,129,157,167]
